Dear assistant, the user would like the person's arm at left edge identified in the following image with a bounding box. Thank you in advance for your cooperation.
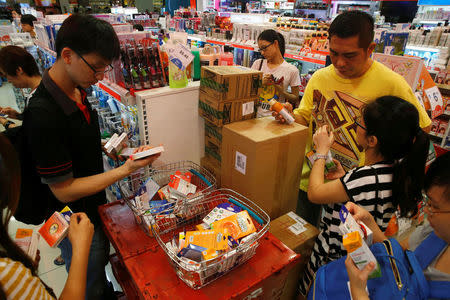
[307,125,350,204]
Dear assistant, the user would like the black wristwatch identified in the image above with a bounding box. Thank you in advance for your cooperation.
[4,120,14,130]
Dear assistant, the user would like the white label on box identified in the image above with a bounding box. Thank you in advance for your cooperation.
[242,101,254,116]
[145,178,160,201]
[425,86,443,118]
[235,151,247,175]
[287,211,307,226]
[288,223,307,235]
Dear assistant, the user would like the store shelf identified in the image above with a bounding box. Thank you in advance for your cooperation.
[405,44,441,52]
[284,53,325,65]
[429,131,444,139]
[206,39,256,50]
[34,40,57,58]
[413,19,446,24]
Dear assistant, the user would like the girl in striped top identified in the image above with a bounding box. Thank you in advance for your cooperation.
[299,96,430,296]
[0,133,94,299]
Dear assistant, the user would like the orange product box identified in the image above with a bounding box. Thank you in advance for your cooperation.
[210,210,256,240]
[184,229,229,251]
[38,211,69,248]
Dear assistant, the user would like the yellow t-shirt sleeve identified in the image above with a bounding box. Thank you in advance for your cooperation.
[293,76,315,123]
[392,75,432,129]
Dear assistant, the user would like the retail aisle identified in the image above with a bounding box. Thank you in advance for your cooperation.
[1,82,122,297]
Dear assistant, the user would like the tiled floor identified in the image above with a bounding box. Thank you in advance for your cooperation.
[1,82,123,297]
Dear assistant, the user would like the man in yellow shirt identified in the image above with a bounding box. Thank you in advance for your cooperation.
[275,11,431,227]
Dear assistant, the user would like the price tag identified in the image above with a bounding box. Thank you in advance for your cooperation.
[425,86,443,118]
[169,43,194,71]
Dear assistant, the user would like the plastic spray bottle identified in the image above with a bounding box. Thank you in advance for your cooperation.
[269,100,295,124]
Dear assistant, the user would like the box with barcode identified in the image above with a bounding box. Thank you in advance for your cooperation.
[269,212,319,300]
[200,66,262,101]
[199,91,258,127]
[221,117,308,219]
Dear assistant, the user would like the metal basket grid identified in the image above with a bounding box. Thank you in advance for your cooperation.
[118,161,217,236]
[150,188,270,289]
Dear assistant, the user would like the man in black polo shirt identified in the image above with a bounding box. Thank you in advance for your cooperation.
[23,15,159,299]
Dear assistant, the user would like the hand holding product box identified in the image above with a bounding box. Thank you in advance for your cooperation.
[343,231,381,279]
[339,205,373,246]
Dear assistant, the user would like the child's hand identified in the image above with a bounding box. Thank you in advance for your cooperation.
[345,256,374,300]
[313,125,334,155]
[325,159,346,180]
[68,213,94,253]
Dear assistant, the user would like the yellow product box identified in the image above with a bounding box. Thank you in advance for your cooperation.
[210,210,256,240]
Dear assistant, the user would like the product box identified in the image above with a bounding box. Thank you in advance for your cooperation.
[15,228,39,261]
[199,91,258,127]
[200,66,262,101]
[204,121,223,147]
[205,134,222,163]
[221,117,308,219]
[269,212,319,300]
[200,156,221,187]
[39,211,69,248]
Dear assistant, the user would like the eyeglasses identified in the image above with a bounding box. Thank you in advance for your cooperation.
[354,116,366,130]
[258,42,274,53]
[73,50,113,77]
[423,194,450,216]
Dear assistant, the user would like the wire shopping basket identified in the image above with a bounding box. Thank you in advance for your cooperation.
[150,188,270,289]
[117,161,217,236]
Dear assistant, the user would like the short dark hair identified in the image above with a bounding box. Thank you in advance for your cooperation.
[133,24,144,31]
[424,152,450,197]
[257,29,286,56]
[328,11,374,49]
[20,14,37,26]
[0,45,40,77]
[55,14,120,61]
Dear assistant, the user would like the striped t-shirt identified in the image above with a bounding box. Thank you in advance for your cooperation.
[299,162,396,295]
[0,257,54,299]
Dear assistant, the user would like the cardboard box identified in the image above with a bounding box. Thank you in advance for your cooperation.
[199,91,258,127]
[205,121,223,147]
[205,134,222,163]
[221,117,308,219]
[269,212,319,300]
[200,156,221,187]
[200,66,262,101]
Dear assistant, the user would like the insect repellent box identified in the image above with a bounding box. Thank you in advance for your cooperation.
[269,212,320,300]
[200,66,262,101]
[221,117,308,219]
[199,91,258,127]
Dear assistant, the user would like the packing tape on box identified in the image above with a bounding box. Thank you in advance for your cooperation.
[205,123,223,142]
[200,78,229,93]
[199,100,227,120]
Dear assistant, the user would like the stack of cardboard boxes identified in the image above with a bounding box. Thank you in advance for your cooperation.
[198,66,263,186]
